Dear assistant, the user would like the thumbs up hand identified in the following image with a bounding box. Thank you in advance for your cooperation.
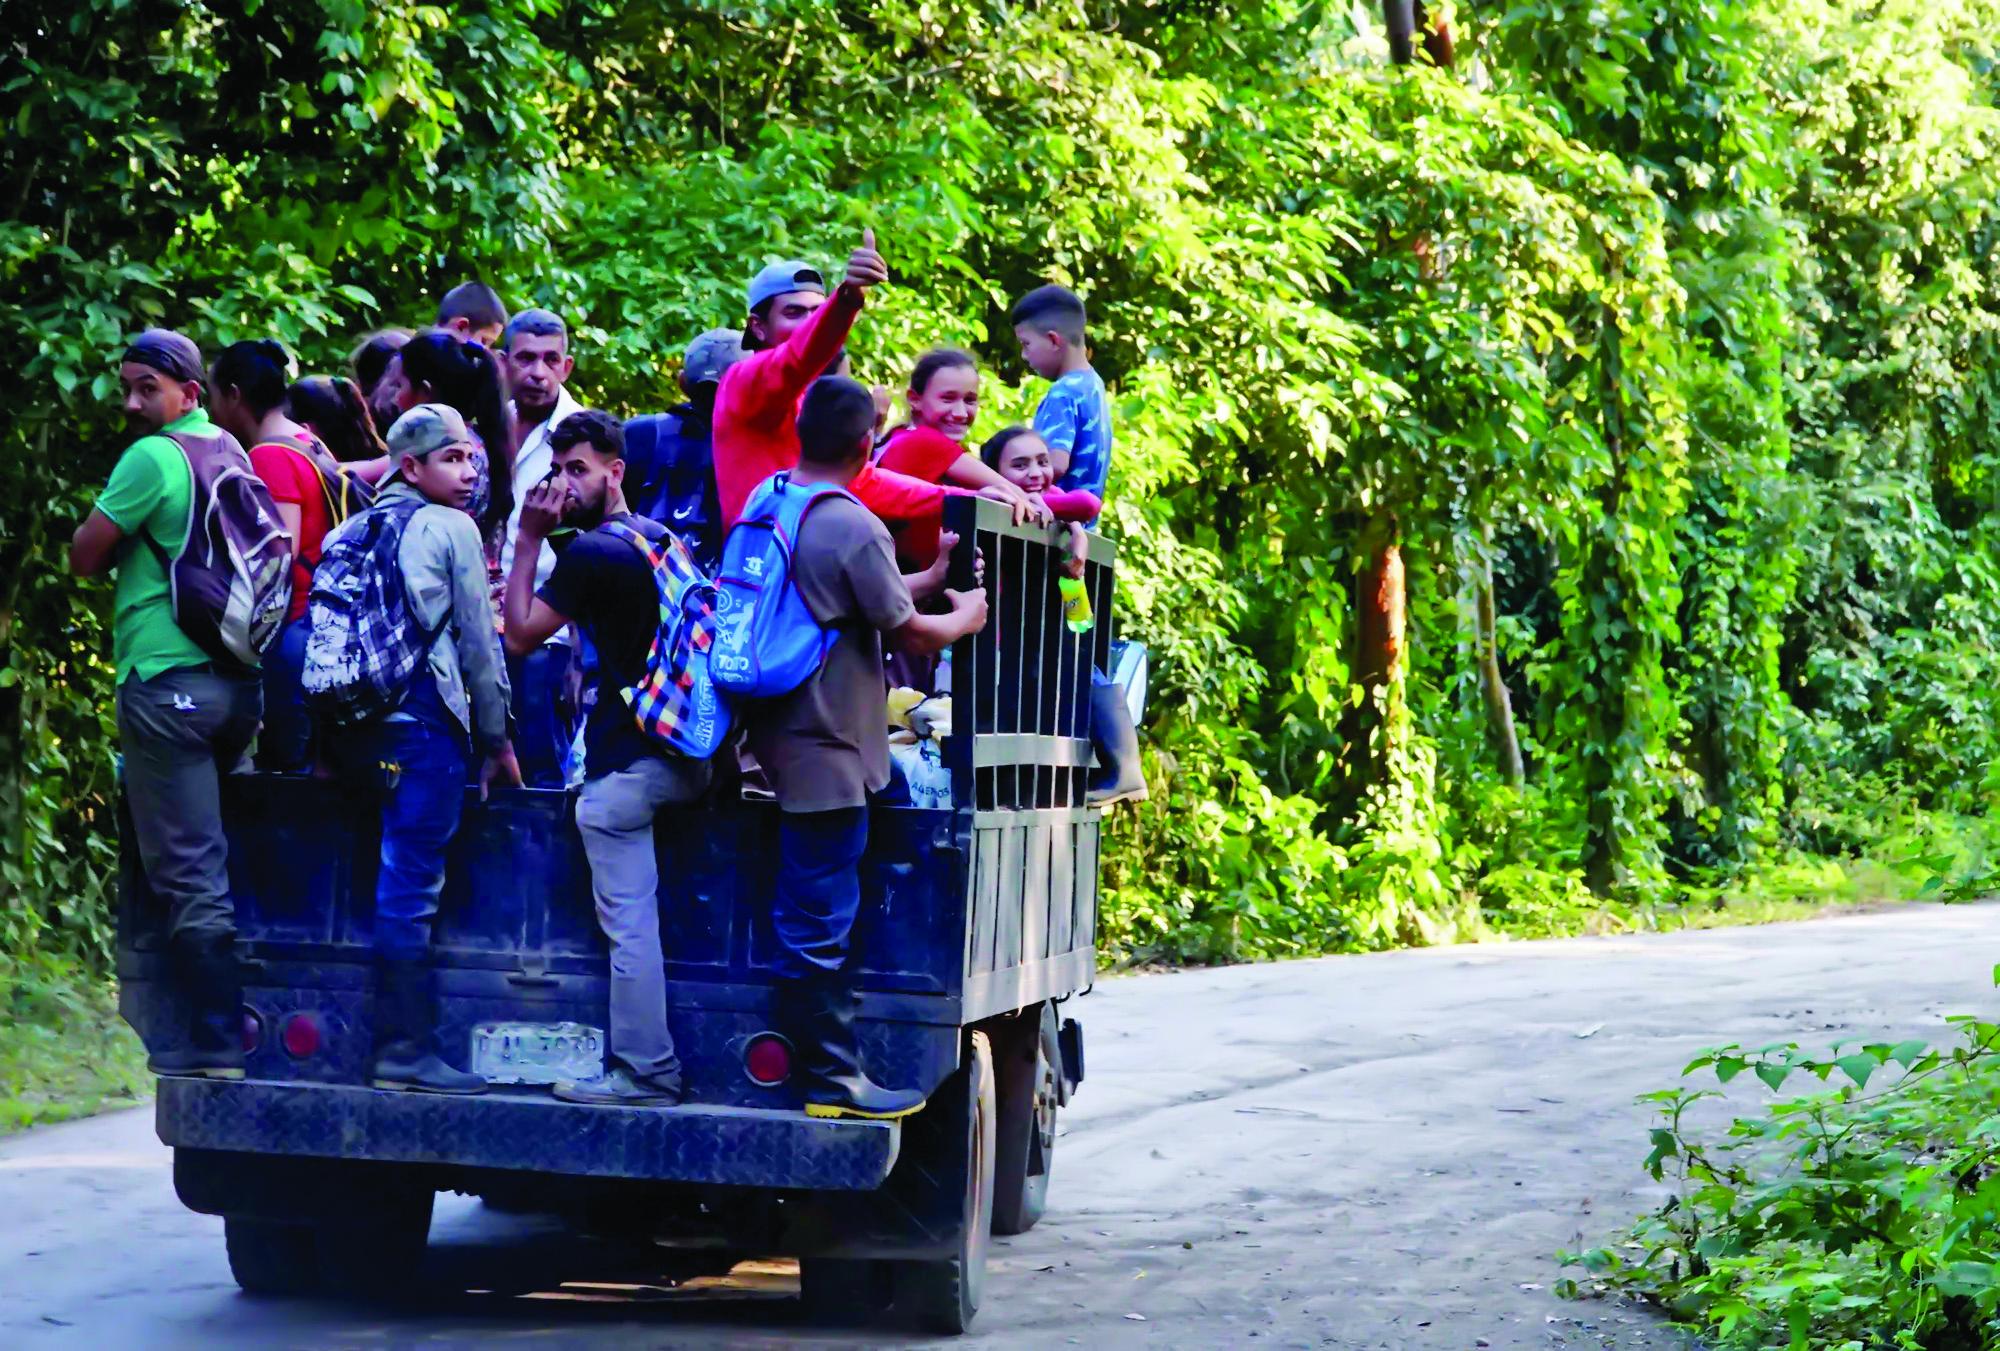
[846,226,889,289]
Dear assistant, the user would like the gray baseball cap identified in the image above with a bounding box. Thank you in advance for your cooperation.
[683,329,746,386]
[747,260,825,312]
[386,403,472,459]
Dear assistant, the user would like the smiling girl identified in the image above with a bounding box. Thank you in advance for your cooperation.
[871,348,1044,566]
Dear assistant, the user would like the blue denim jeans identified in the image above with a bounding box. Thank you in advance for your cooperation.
[771,807,869,978]
[341,716,468,959]
[256,616,312,772]
[507,642,577,788]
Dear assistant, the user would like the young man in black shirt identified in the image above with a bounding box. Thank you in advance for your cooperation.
[503,410,710,1106]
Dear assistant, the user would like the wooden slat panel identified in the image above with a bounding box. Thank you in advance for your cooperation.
[1021,821,1051,963]
[995,824,1025,971]
[1075,817,1100,949]
[1048,816,1075,956]
[968,824,1001,978]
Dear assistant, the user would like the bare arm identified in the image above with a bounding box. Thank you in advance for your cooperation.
[890,586,987,657]
[905,531,987,602]
[69,510,125,577]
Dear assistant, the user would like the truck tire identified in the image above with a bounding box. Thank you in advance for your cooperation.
[317,1183,435,1298]
[224,1216,321,1295]
[991,1003,1058,1235]
[894,1029,996,1334]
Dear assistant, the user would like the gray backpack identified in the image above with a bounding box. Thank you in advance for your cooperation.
[145,427,291,668]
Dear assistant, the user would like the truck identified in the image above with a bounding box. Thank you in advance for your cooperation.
[115,498,1118,1334]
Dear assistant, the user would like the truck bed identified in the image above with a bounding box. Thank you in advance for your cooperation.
[119,777,1098,1113]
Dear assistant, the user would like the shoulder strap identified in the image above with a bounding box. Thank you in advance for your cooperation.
[384,501,455,645]
[597,518,676,606]
[139,431,205,570]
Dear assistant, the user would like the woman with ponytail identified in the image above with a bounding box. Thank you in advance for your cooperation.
[210,339,342,771]
[389,330,515,546]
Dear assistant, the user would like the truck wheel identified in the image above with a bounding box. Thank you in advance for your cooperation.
[798,1257,893,1325]
[317,1184,435,1298]
[992,1004,1058,1235]
[224,1216,321,1295]
[895,1029,996,1334]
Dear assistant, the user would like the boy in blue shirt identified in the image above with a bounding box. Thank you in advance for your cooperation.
[1011,285,1145,805]
[1011,284,1112,502]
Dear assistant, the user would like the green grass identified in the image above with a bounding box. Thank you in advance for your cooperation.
[0,953,150,1134]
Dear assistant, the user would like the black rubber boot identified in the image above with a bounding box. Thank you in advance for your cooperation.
[777,975,927,1121]
[369,957,486,1095]
[148,934,247,1080]
[1085,679,1148,807]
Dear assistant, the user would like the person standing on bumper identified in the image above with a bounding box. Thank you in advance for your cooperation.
[69,329,265,1080]
[505,411,711,1106]
[748,376,989,1120]
[335,404,521,1094]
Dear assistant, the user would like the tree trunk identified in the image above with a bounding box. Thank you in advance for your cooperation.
[1339,513,1406,801]
[1473,526,1525,785]
[1582,273,1629,898]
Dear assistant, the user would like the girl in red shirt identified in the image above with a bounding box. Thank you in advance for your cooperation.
[873,348,1046,567]
[210,341,349,771]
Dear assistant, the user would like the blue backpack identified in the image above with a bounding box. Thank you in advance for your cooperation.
[710,472,856,699]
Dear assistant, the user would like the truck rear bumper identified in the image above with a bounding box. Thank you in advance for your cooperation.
[155,1077,900,1191]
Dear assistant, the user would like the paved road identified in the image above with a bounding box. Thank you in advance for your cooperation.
[6,903,1995,1348]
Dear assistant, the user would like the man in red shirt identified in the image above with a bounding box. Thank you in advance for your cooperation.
[713,229,950,533]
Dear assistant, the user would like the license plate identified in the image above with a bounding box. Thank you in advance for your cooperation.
[470,1020,606,1085]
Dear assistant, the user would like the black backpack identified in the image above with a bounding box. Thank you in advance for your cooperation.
[624,409,723,571]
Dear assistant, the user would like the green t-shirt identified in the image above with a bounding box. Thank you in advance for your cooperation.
[95,408,212,685]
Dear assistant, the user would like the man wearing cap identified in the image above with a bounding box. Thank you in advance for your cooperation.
[325,403,520,1094]
[70,328,267,1080]
[623,327,744,570]
[498,308,583,786]
[712,228,956,536]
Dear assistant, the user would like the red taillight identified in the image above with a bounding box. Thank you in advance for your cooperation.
[281,1013,322,1059]
[744,1033,792,1085]
[241,1010,263,1054]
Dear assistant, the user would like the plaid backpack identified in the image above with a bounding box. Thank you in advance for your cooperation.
[301,497,448,723]
[598,519,733,761]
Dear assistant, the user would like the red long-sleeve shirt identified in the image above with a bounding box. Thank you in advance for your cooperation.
[712,282,944,531]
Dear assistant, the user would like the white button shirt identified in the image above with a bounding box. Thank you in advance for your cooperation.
[500,387,583,646]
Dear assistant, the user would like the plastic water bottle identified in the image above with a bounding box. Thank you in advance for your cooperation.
[1057,575,1095,634]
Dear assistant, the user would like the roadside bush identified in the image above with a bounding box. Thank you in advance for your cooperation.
[1564,1016,2000,1347]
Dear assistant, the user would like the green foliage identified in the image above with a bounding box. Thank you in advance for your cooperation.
[7,0,2000,978]
[0,952,149,1133]
[1565,1014,2000,1347]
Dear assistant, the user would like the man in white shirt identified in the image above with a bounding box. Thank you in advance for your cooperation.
[501,309,584,785]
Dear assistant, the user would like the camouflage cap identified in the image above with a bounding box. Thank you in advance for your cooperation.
[386,403,472,459]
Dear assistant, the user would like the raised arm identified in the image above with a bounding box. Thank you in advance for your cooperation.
[502,480,572,657]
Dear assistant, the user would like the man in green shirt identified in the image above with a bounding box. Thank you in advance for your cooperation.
[70,329,264,1081]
